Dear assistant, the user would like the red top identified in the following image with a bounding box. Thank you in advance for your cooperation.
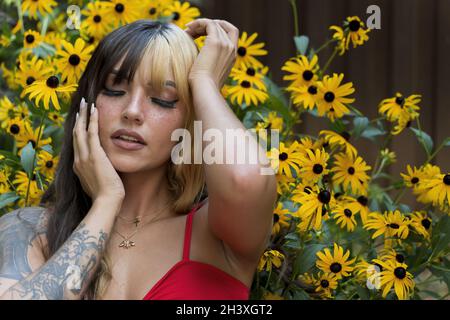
[142,201,251,300]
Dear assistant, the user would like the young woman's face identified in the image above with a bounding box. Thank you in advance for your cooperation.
[95,56,187,173]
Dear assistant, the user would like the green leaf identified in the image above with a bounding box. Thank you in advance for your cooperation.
[0,192,20,210]
[291,288,310,300]
[293,243,326,276]
[294,35,309,55]
[410,127,434,155]
[20,142,36,177]
[443,137,450,147]
[352,116,370,137]
[361,126,386,141]
[355,286,370,300]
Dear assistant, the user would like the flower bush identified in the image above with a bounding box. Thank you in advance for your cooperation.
[0,0,449,300]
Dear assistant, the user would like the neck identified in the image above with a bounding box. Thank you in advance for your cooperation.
[117,165,174,222]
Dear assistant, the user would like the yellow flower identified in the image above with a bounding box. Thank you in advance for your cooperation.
[226,78,268,107]
[315,272,338,298]
[15,121,52,156]
[255,111,283,134]
[378,92,421,121]
[338,194,370,225]
[81,1,114,40]
[417,172,450,212]
[267,141,303,178]
[23,30,43,49]
[37,150,59,178]
[16,54,53,90]
[316,73,355,121]
[22,75,77,110]
[288,82,320,111]
[319,130,358,158]
[0,167,13,194]
[316,243,356,279]
[365,210,411,241]
[333,200,360,232]
[297,148,330,184]
[329,26,346,55]
[272,202,291,235]
[164,1,200,28]
[401,164,427,189]
[343,16,370,50]
[235,32,268,69]
[373,259,415,300]
[22,0,57,20]
[258,250,285,272]
[409,211,432,239]
[282,54,319,89]
[0,96,16,129]
[330,152,371,196]
[104,0,143,27]
[5,117,26,138]
[56,38,95,83]
[47,111,65,126]
[230,65,268,91]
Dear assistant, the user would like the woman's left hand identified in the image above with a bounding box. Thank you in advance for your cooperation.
[184,18,239,90]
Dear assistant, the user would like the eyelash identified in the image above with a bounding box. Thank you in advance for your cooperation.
[101,87,179,108]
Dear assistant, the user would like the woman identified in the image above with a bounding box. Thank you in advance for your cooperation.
[0,18,277,300]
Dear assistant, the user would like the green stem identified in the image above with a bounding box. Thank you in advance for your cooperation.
[315,38,337,54]
[424,139,446,165]
[321,48,338,76]
[415,117,430,157]
[289,0,299,37]
[393,187,406,206]
[15,0,25,33]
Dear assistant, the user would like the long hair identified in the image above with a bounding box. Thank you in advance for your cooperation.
[39,20,206,299]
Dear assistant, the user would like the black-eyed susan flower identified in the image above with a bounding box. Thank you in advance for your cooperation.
[47,111,64,126]
[288,82,320,111]
[282,54,319,89]
[391,109,417,135]
[272,202,291,235]
[414,164,442,205]
[292,184,337,231]
[23,30,42,49]
[5,117,26,138]
[22,75,77,110]
[258,249,285,272]
[297,148,330,184]
[365,210,410,241]
[262,291,285,300]
[13,170,43,198]
[104,0,142,27]
[316,243,356,279]
[0,96,15,129]
[275,173,295,195]
[164,1,200,28]
[22,0,57,20]
[373,259,414,300]
[329,26,346,55]
[339,194,370,225]
[409,211,432,239]
[333,200,360,232]
[81,1,114,40]
[15,121,52,155]
[316,73,355,120]
[36,150,59,178]
[353,258,382,287]
[379,248,407,265]
[56,38,95,83]
[267,141,303,178]
[230,65,268,90]
[378,93,421,122]
[235,32,268,69]
[226,77,268,107]
[315,272,338,298]
[343,16,370,50]
[13,103,31,121]
[142,0,164,20]
[330,152,371,196]
[297,272,316,287]
[16,54,52,90]
[319,130,358,158]
[417,172,450,212]
[401,165,427,189]
[255,111,283,133]
[0,167,13,194]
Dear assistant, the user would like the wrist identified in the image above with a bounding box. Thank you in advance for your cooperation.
[188,75,218,90]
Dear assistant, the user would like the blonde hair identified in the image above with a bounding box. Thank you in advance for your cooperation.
[91,22,205,299]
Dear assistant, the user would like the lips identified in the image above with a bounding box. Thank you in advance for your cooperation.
[111,128,147,145]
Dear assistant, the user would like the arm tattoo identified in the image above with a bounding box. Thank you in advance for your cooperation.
[0,208,108,300]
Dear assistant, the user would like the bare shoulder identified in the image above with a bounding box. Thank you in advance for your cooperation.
[0,206,50,281]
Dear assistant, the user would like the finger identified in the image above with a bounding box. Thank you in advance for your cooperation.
[87,102,101,154]
[213,20,239,49]
[73,112,80,165]
[74,97,89,161]
[184,18,218,40]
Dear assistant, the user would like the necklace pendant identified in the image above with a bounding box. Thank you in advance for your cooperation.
[134,217,141,227]
[119,239,136,249]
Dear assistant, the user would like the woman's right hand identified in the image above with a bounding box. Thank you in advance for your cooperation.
[72,97,125,203]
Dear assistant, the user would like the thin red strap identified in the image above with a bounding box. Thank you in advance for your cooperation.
[182,201,206,261]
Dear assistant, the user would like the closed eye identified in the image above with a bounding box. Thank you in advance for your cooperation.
[101,86,178,108]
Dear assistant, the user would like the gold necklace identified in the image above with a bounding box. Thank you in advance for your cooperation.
[113,200,171,249]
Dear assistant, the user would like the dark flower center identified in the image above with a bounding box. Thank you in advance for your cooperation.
[395,96,405,106]
[340,131,351,141]
[443,174,450,185]
[25,34,35,44]
[394,267,406,279]
[46,76,59,88]
[349,19,361,32]
[279,152,288,161]
[357,195,368,206]
[9,124,20,134]
[302,70,313,81]
[320,279,329,288]
[330,262,342,273]
[246,67,256,76]
[396,254,405,263]
[318,190,331,204]
[26,76,35,85]
[313,164,323,174]
[347,167,355,175]
[273,213,279,223]
[411,177,419,184]
[149,7,157,15]
[53,115,58,120]
[308,85,318,95]
[324,91,335,102]
[240,80,251,88]
[421,218,431,230]
[45,160,54,168]
[69,54,81,66]
[115,3,124,13]
[388,223,400,229]
[237,47,246,56]
[344,209,352,218]
[173,12,180,20]
[93,15,101,23]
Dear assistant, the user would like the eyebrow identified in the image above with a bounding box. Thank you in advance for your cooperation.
[110,69,176,88]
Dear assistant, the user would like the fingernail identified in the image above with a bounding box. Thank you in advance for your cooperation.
[81,97,85,108]
[90,103,95,114]
[76,112,79,120]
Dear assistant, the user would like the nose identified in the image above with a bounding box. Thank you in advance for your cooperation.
[122,92,145,124]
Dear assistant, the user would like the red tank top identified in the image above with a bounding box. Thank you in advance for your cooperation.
[142,201,251,300]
